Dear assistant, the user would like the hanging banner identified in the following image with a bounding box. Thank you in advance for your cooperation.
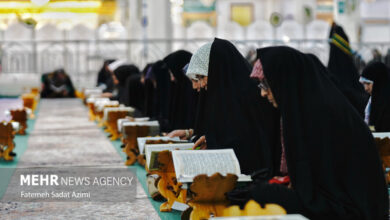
[230,3,253,27]
[182,0,217,27]
[183,0,216,13]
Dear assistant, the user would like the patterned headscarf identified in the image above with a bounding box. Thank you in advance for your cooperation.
[186,42,212,80]
[250,59,264,80]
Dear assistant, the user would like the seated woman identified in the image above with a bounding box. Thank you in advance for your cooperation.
[41,69,75,98]
[241,46,388,219]
[163,50,198,131]
[123,73,146,117]
[360,62,390,132]
[102,61,140,103]
[96,59,115,92]
[173,38,280,175]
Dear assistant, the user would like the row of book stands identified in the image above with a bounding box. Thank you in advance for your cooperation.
[82,88,309,220]
[0,88,40,162]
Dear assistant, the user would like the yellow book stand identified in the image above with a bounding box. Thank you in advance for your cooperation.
[149,150,187,212]
[10,109,27,135]
[0,122,16,161]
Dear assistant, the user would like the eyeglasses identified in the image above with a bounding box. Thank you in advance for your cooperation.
[196,75,205,80]
[258,79,270,90]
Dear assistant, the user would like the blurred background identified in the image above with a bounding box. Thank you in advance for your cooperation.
[0,0,389,95]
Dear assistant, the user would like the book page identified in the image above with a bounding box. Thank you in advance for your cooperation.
[120,120,159,135]
[134,117,150,122]
[137,136,182,154]
[84,88,103,96]
[95,100,119,111]
[117,118,131,132]
[172,149,250,182]
[103,107,134,121]
[86,97,109,104]
[373,132,390,139]
[145,143,194,170]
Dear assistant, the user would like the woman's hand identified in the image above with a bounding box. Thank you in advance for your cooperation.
[193,135,207,150]
[166,129,193,140]
[101,92,113,98]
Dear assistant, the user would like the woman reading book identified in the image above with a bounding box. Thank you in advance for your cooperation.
[240,46,388,220]
[169,38,280,175]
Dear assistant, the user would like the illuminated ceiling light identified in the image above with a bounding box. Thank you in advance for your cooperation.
[31,0,49,6]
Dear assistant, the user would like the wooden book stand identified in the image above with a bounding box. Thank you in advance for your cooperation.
[134,139,183,167]
[374,137,390,183]
[22,93,37,119]
[31,87,40,96]
[137,154,146,167]
[123,125,150,166]
[10,109,27,135]
[185,173,237,220]
[184,176,286,220]
[150,150,187,212]
[106,111,129,140]
[95,110,104,125]
[96,104,119,127]
[87,102,96,121]
[0,122,15,161]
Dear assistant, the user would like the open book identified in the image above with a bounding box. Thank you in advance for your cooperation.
[84,88,103,97]
[172,149,252,183]
[103,106,134,121]
[117,119,158,133]
[117,117,150,128]
[145,143,194,171]
[86,97,109,104]
[138,136,188,154]
[373,132,390,139]
[119,120,160,136]
[133,117,150,122]
[95,100,119,112]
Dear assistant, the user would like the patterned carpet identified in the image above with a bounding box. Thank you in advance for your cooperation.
[0,99,159,220]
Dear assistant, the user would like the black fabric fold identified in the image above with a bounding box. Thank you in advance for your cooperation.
[328,23,369,118]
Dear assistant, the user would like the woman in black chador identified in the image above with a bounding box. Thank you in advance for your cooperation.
[163,50,198,131]
[112,64,140,104]
[185,38,279,175]
[243,46,388,220]
[328,23,369,117]
[361,62,390,132]
[96,59,115,92]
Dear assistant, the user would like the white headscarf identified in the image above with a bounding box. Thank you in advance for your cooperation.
[186,42,212,80]
[108,60,126,72]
